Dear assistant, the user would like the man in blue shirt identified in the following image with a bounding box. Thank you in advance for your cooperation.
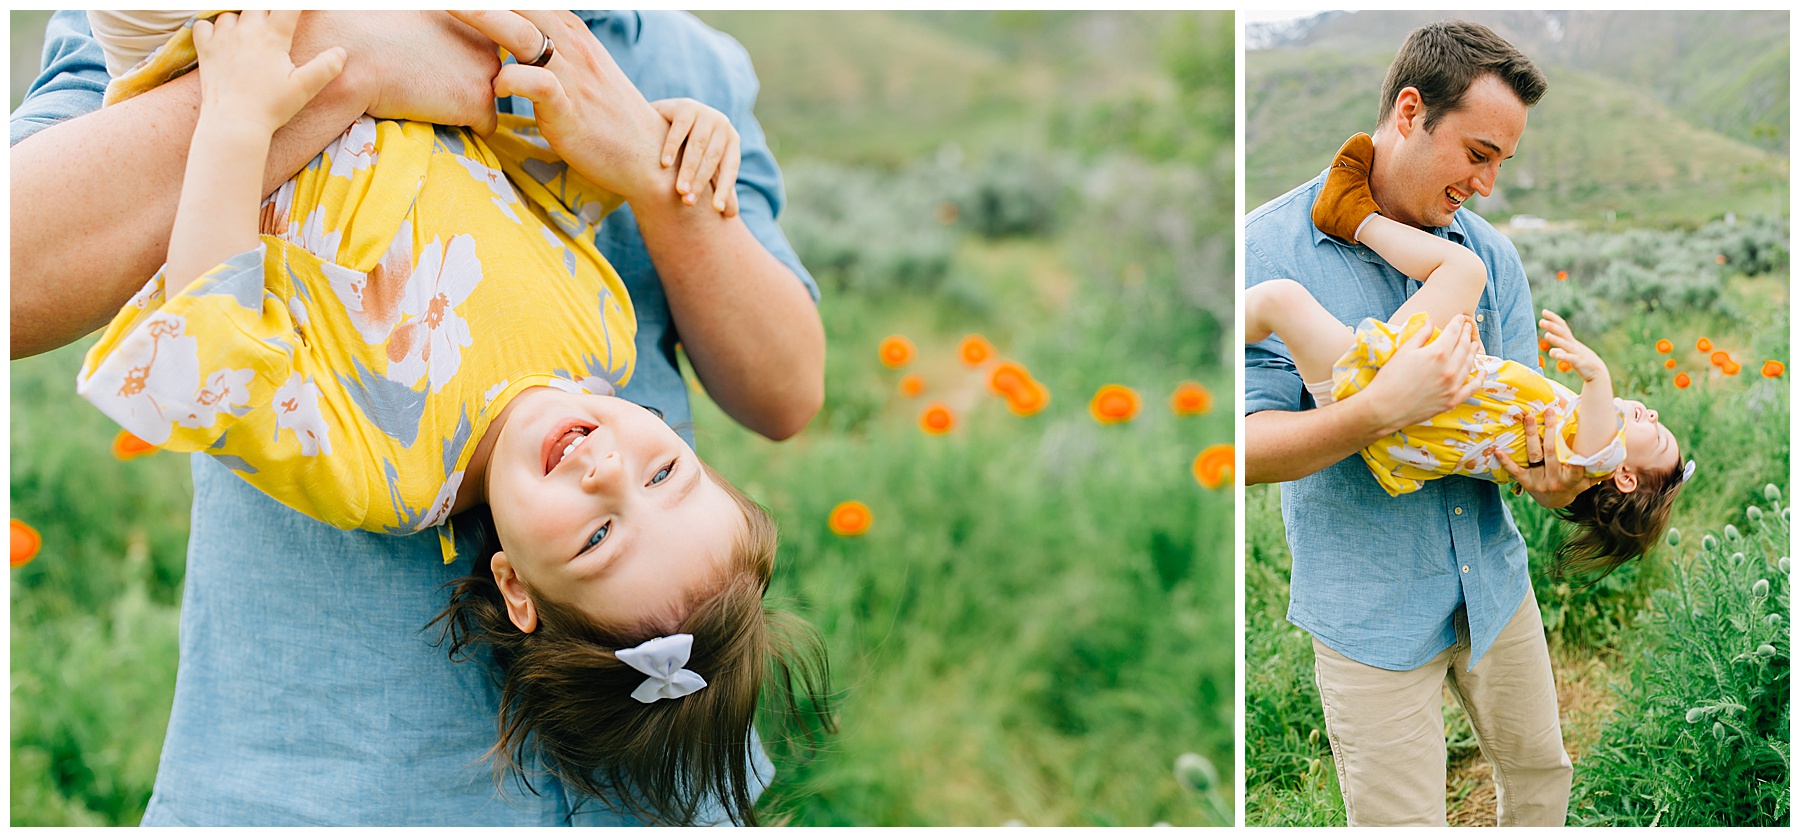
[1245,21,1589,826]
[12,10,822,825]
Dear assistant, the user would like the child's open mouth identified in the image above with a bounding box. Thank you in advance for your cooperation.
[542,420,597,476]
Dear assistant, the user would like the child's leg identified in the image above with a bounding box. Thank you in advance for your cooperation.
[1247,279,1357,387]
[1358,214,1489,331]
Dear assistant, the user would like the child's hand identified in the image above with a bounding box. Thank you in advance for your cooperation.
[1540,309,1607,382]
[193,11,346,135]
[651,98,741,216]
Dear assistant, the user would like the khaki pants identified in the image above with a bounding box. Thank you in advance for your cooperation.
[1311,593,1572,826]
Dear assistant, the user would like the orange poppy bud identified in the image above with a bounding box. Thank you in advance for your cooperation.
[1538,354,1546,369]
[1655,339,1673,354]
[1193,444,1234,489]
[1675,372,1691,389]
[1555,270,1568,281]
[1664,359,1677,369]
[959,334,995,367]
[1710,351,1730,367]
[1557,359,1573,373]
[919,403,955,435]
[111,429,158,460]
[827,501,873,537]
[1005,381,1051,417]
[898,374,925,398]
[1696,337,1713,352]
[1169,381,1212,416]
[988,361,1033,397]
[1089,384,1141,424]
[1762,360,1785,378]
[11,520,41,568]
[1723,361,1741,376]
[878,335,915,369]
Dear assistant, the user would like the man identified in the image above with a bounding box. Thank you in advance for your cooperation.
[11,10,823,825]
[1244,21,1588,826]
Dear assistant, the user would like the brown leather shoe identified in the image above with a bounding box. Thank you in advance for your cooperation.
[1311,133,1382,242]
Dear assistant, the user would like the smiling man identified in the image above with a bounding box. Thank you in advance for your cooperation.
[1245,21,1580,826]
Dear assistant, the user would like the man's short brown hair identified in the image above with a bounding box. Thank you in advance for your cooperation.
[1377,20,1548,132]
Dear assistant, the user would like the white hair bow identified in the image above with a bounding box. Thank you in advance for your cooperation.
[616,634,708,704]
[1680,459,1696,483]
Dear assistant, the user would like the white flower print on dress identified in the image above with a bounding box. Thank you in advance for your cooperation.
[259,180,296,238]
[1382,439,1442,471]
[292,207,343,263]
[484,379,511,406]
[273,372,332,456]
[125,271,165,311]
[77,313,201,446]
[321,220,413,344]
[420,471,465,531]
[328,116,380,178]
[452,154,523,224]
[169,366,255,431]
[1449,429,1520,476]
[386,234,482,394]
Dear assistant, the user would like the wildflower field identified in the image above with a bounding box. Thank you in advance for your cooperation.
[1245,217,1791,826]
[9,12,1236,826]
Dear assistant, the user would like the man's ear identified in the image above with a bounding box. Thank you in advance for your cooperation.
[1393,86,1424,138]
[1612,466,1639,494]
[491,552,538,633]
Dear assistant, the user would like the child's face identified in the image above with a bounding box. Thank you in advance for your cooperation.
[1617,397,1680,479]
[485,388,741,629]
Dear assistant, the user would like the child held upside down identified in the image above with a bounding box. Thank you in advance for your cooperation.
[1246,133,1691,580]
[76,11,826,825]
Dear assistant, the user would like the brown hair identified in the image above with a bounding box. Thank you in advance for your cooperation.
[1554,456,1687,585]
[1377,20,1548,133]
[432,464,832,825]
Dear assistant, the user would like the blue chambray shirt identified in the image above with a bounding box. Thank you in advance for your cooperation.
[1244,173,1537,671]
[14,10,811,825]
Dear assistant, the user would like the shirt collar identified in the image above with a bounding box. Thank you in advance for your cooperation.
[573,10,643,44]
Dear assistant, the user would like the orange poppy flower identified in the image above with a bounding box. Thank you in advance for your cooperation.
[1696,337,1713,352]
[878,335,915,369]
[1655,339,1673,354]
[988,361,1033,397]
[898,374,925,397]
[1710,351,1730,367]
[1193,444,1234,489]
[1762,360,1785,378]
[111,429,158,460]
[1555,270,1568,281]
[1538,354,1546,369]
[1556,359,1573,373]
[1723,361,1741,376]
[1675,372,1691,389]
[11,520,41,568]
[1089,384,1141,424]
[959,334,995,367]
[919,403,955,435]
[1538,338,1550,352]
[1664,359,1677,369]
[1005,381,1051,417]
[1170,381,1212,416]
[1716,254,1728,264]
[827,501,873,537]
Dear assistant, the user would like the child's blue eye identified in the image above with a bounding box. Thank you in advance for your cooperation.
[587,522,610,550]
[651,462,674,485]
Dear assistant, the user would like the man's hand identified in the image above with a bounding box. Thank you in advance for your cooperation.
[450,10,671,204]
[1498,408,1599,509]
[1358,313,1485,436]
[298,11,501,136]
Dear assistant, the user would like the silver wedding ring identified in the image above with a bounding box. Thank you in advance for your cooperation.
[525,32,555,67]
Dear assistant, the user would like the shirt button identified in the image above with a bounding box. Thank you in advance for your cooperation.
[1455,507,1464,515]
[1476,314,1485,323]
[1462,565,1471,573]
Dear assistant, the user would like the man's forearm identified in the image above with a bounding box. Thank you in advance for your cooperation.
[631,190,825,441]
[1244,400,1396,484]
[11,50,371,358]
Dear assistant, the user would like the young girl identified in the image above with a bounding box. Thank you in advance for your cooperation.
[75,12,826,825]
[1247,133,1692,580]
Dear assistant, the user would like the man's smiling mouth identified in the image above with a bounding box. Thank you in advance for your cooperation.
[1446,186,1469,207]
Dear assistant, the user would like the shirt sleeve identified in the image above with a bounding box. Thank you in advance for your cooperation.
[1553,400,1629,478]
[1485,233,1538,368]
[1243,231,1305,415]
[10,11,108,147]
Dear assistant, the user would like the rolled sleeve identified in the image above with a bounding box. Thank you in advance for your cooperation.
[10,11,107,147]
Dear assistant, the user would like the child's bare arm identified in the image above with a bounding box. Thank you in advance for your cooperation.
[650,98,741,217]
[1361,213,1489,332]
[165,12,343,289]
[1540,309,1615,457]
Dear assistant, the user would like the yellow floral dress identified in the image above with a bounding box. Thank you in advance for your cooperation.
[1332,312,1627,497]
[80,79,636,559]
